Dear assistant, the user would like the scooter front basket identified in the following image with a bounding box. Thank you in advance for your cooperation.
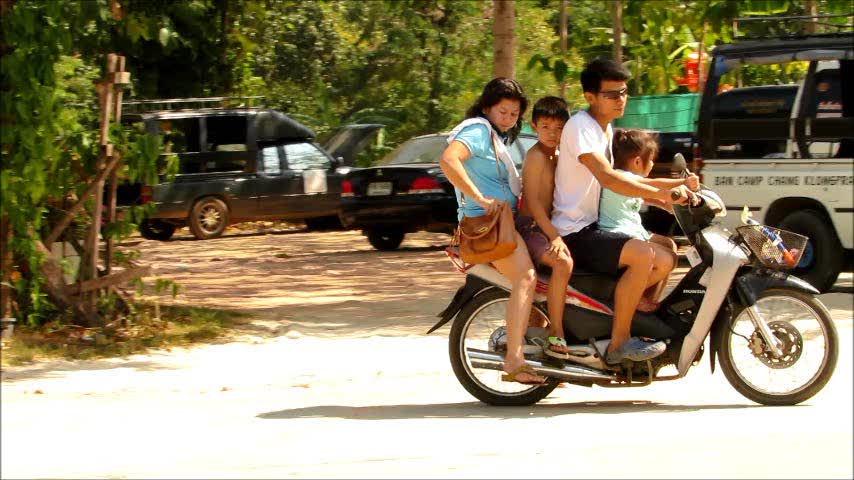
[736,225,807,269]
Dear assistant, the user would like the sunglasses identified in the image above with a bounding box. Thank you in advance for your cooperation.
[598,88,629,100]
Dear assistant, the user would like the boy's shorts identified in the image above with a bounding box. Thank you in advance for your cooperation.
[514,215,551,264]
[561,222,632,275]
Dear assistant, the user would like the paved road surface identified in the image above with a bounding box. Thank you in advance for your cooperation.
[2,231,851,479]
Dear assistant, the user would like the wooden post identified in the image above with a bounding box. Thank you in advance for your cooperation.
[105,166,118,275]
[98,54,117,148]
[82,54,118,315]
[105,56,127,275]
[112,56,128,120]
[44,152,120,246]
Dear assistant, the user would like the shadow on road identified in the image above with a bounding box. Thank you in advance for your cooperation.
[257,400,764,420]
[0,358,180,383]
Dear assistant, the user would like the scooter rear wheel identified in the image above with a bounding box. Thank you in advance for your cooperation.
[449,288,559,406]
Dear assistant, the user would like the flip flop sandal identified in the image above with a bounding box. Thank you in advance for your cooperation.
[501,364,547,385]
[543,336,571,360]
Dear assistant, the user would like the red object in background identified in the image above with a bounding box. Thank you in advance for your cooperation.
[408,177,443,193]
[140,185,152,204]
[674,51,709,92]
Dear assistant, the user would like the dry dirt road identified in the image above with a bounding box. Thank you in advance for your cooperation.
[2,227,852,479]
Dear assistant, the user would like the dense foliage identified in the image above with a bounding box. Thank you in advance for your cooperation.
[1,1,162,325]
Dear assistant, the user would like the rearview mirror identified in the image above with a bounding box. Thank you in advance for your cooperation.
[672,153,687,175]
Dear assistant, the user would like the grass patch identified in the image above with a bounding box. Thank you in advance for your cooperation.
[0,304,250,367]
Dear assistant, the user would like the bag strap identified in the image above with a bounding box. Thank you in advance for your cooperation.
[459,128,510,211]
[489,131,511,202]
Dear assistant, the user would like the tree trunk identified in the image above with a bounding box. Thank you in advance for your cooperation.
[611,0,622,63]
[559,0,567,98]
[428,38,449,132]
[0,216,11,319]
[34,240,102,327]
[492,0,515,79]
[804,0,817,34]
[0,0,14,15]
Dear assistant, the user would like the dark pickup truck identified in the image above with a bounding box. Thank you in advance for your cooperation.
[118,105,381,240]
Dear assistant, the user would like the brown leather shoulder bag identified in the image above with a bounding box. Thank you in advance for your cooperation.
[453,132,517,265]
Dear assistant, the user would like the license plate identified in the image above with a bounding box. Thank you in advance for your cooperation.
[685,246,702,267]
[367,182,392,196]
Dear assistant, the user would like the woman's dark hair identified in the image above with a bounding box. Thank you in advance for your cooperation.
[612,128,659,171]
[532,96,570,124]
[465,77,528,142]
[580,57,630,93]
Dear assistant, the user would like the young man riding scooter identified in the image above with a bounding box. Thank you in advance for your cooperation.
[553,58,699,365]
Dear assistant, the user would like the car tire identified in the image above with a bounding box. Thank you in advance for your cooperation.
[366,229,405,251]
[778,209,843,292]
[139,219,176,241]
[188,197,230,240]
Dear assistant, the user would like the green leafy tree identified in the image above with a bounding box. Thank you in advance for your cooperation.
[1,1,162,326]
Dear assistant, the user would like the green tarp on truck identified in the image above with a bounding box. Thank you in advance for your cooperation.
[612,93,700,133]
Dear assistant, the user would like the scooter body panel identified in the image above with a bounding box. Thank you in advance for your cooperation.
[559,303,676,343]
[677,224,749,375]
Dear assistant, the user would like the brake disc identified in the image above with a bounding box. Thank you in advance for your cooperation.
[749,321,803,369]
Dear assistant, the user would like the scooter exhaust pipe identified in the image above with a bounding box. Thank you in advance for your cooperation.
[467,349,616,382]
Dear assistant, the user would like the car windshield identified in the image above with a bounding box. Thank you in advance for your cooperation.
[377,136,448,165]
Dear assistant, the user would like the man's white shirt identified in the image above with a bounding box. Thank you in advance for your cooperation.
[551,109,613,236]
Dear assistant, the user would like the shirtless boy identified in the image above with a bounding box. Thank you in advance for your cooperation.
[516,96,574,359]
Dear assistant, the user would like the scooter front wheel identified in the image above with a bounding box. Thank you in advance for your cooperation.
[718,288,838,405]
[449,288,559,406]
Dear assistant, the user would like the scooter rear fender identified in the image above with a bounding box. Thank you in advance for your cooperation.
[428,275,495,334]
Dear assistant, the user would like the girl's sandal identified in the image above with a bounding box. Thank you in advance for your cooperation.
[543,336,571,360]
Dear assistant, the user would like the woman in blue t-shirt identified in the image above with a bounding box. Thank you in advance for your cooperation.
[439,78,545,386]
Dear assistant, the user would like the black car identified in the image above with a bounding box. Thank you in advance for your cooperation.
[118,100,382,240]
[340,132,538,250]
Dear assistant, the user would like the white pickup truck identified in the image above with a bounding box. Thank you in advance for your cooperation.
[695,33,853,292]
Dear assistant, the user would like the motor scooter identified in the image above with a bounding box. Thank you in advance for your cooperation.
[428,155,838,406]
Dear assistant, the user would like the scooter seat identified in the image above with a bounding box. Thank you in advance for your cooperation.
[536,263,622,305]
